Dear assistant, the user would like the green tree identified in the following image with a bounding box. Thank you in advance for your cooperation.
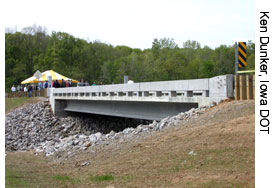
[5,25,255,92]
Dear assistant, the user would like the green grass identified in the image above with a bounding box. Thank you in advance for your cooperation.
[5,97,36,113]
[53,175,71,181]
[53,175,81,186]
[90,174,114,182]
[6,169,29,188]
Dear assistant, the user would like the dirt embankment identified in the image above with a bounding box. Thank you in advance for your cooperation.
[6,100,255,188]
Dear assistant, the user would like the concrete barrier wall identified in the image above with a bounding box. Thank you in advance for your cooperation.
[52,78,210,94]
[209,75,234,98]
[52,74,233,98]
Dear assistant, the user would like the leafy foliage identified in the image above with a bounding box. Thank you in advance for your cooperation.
[5,26,255,92]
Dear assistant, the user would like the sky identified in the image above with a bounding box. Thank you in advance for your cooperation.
[3,0,254,49]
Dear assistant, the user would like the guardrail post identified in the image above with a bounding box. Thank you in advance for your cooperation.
[234,75,240,100]
[246,75,253,100]
[239,75,247,100]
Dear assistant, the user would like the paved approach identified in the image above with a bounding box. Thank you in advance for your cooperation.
[49,75,234,120]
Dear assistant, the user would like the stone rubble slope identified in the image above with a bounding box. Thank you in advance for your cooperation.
[5,100,214,157]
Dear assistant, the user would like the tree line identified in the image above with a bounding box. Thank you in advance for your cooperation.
[5,25,255,92]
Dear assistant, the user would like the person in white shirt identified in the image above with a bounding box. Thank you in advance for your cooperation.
[127,80,134,84]
[127,77,134,84]
[24,86,27,92]
[11,85,16,93]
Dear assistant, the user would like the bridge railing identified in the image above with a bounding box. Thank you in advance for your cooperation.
[51,75,234,101]
[52,78,210,98]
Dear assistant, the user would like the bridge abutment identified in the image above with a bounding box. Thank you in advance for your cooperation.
[54,99,67,117]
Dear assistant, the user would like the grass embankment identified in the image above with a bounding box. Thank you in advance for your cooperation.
[5,97,43,113]
[5,100,255,187]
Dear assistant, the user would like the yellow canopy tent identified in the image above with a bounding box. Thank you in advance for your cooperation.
[38,70,78,83]
[21,76,39,84]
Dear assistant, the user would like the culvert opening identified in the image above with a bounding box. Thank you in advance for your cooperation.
[64,111,152,135]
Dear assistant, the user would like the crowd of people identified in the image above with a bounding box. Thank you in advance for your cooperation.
[11,79,73,97]
[52,79,73,88]
[11,84,43,97]
[77,79,100,87]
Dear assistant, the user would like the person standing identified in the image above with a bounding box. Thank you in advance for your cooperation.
[69,80,72,87]
[11,85,16,93]
[77,79,83,87]
[127,79,134,84]
[38,82,43,96]
[39,82,43,89]
[54,80,60,88]
[24,85,27,92]
[44,81,48,88]
[61,79,66,87]
[65,80,69,87]
[28,85,33,97]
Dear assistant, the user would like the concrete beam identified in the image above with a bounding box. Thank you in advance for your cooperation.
[64,100,198,120]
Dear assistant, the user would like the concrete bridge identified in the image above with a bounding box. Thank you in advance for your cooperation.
[49,75,234,120]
